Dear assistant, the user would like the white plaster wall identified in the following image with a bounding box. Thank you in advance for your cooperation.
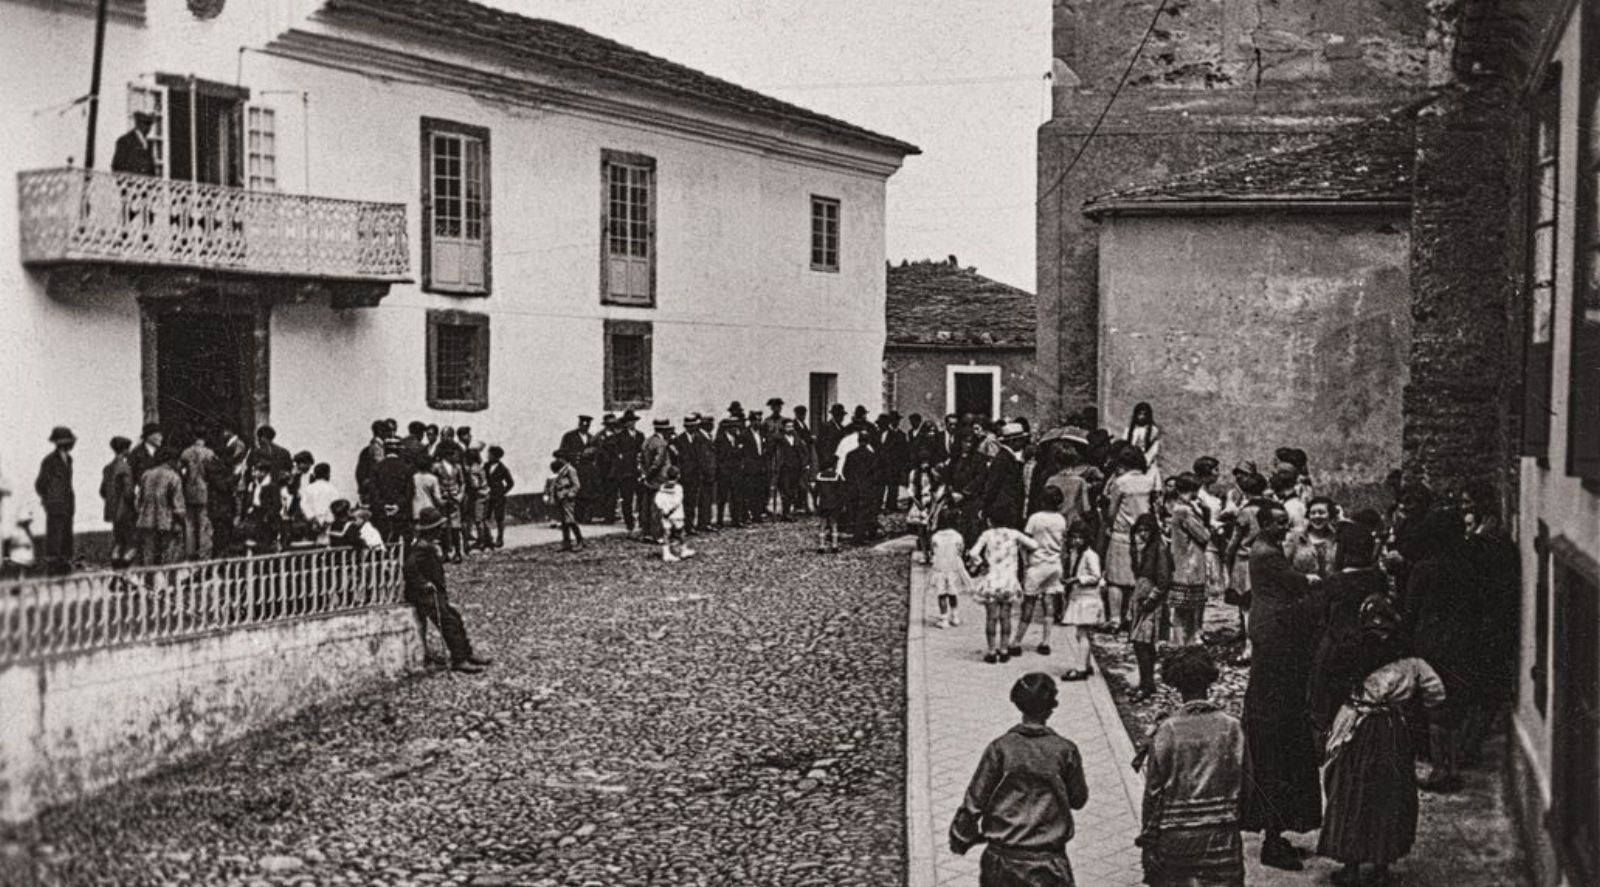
[0,0,898,525]
[0,605,420,822]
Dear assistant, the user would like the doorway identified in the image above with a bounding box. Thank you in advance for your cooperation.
[143,300,266,438]
[160,76,246,186]
[809,372,837,430]
[948,365,999,420]
[1552,551,1599,887]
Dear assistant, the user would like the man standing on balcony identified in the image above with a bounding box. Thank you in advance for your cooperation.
[111,112,158,176]
[34,426,76,575]
[406,507,492,675]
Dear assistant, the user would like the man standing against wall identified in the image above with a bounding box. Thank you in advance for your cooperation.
[35,426,77,574]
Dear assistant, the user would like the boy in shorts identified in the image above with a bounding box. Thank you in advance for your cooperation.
[654,466,695,562]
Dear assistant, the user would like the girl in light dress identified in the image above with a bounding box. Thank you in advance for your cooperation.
[1010,486,1069,657]
[968,514,1040,664]
[927,510,969,629]
[1059,520,1105,681]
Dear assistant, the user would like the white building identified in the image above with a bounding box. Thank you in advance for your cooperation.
[0,0,917,534]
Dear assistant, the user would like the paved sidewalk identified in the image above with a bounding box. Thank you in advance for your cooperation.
[906,555,1144,887]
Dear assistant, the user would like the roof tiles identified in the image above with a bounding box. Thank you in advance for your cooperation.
[887,259,1036,349]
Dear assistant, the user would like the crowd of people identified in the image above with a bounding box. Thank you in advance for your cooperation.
[934,403,1520,887]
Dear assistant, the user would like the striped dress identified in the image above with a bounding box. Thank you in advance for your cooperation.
[1139,701,1246,887]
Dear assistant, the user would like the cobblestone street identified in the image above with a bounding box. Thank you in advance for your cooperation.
[1,523,908,887]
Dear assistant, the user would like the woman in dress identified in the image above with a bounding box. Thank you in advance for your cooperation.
[1139,646,1246,887]
[1126,513,1171,700]
[1319,595,1447,886]
[1059,519,1104,681]
[1308,521,1389,744]
[1103,446,1157,633]
[968,514,1039,663]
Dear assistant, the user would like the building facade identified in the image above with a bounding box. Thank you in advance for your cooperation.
[0,0,916,531]
[883,258,1036,424]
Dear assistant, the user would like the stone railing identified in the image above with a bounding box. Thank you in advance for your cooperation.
[16,168,410,281]
[0,543,405,666]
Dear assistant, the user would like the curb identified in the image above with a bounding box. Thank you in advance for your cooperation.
[904,552,936,887]
[1083,648,1147,817]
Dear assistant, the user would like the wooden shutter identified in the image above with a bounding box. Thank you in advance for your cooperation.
[1525,73,1559,456]
[422,118,490,295]
[601,151,655,305]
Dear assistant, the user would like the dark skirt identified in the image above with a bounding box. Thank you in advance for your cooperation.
[1318,710,1419,865]
[1240,675,1323,833]
[980,846,1074,887]
[1142,825,1244,886]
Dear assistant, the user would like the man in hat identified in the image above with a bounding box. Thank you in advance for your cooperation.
[112,111,159,176]
[762,398,786,440]
[742,411,771,522]
[100,435,136,567]
[405,507,491,674]
[770,418,807,521]
[179,428,216,560]
[560,415,597,522]
[638,418,674,542]
[127,422,164,486]
[816,404,848,470]
[879,412,910,513]
[135,444,185,566]
[715,416,747,528]
[369,439,416,543]
[592,414,620,522]
[790,405,817,514]
[980,422,1030,530]
[35,426,77,574]
[673,414,704,534]
[691,415,719,532]
[609,411,644,533]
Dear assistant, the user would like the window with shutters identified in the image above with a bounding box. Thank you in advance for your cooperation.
[1524,70,1559,458]
[246,105,276,191]
[601,150,655,306]
[811,195,840,272]
[604,319,653,410]
[126,83,167,177]
[426,310,489,411]
[421,117,491,295]
[1573,28,1600,487]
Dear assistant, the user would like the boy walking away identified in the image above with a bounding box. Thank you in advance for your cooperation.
[950,673,1089,887]
[1011,486,1069,656]
[484,445,514,549]
[813,456,844,553]
[550,450,584,551]
[654,466,696,562]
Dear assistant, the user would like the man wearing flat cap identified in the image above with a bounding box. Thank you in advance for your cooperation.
[606,411,643,533]
[560,415,597,522]
[35,426,78,574]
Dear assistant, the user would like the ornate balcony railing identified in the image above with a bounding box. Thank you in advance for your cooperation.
[17,168,410,282]
[0,543,405,665]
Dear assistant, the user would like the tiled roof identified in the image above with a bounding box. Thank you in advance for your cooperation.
[886,258,1036,349]
[318,0,919,157]
[1084,117,1415,213]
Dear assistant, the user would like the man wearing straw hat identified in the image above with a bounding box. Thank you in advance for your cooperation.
[35,426,78,575]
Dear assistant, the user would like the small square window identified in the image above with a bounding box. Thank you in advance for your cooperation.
[426,310,489,411]
[811,196,840,272]
[604,319,653,410]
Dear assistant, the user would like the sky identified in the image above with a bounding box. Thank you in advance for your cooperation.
[493,0,1052,290]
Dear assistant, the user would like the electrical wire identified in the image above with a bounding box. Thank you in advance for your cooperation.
[1035,0,1170,207]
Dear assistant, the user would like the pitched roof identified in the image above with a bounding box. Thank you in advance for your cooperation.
[317,0,919,157]
[1084,117,1414,215]
[886,259,1036,349]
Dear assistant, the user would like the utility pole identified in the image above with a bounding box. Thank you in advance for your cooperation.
[83,0,111,168]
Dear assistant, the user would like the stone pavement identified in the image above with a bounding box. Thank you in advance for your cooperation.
[905,555,1145,887]
[498,519,625,550]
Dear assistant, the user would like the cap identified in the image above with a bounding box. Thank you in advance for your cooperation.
[767,397,784,407]
[48,425,77,444]
[652,418,672,429]
[578,414,594,423]
[829,403,846,416]
[141,422,162,439]
[620,410,639,423]
[415,507,446,532]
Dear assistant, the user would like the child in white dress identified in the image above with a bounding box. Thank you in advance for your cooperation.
[1011,486,1068,657]
[1060,521,1104,680]
[968,515,1039,663]
[927,511,969,628]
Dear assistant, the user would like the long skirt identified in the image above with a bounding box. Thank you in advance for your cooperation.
[1318,710,1419,865]
[980,845,1074,887]
[1240,676,1323,834]
[1141,824,1244,887]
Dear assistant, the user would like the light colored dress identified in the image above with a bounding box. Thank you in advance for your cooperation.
[968,526,1038,604]
[927,528,971,597]
[1022,510,1067,596]
[1062,547,1105,625]
[1105,469,1157,586]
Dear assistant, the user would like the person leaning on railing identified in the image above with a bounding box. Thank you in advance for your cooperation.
[404,507,492,675]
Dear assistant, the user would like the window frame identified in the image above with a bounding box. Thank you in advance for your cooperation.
[603,319,654,411]
[425,309,490,412]
[1523,68,1561,459]
[1571,18,1600,487]
[420,117,492,296]
[600,149,657,307]
[810,195,841,273]
[245,104,277,191]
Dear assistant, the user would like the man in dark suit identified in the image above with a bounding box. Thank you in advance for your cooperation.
[559,415,596,521]
[770,418,808,521]
[673,414,702,534]
[250,425,294,481]
[111,112,159,176]
[879,412,910,512]
[127,422,164,485]
[816,403,847,470]
[35,426,77,574]
[692,416,718,532]
[791,405,816,514]
[742,412,770,522]
[980,423,1029,530]
[714,414,746,528]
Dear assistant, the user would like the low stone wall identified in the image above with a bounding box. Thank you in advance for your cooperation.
[0,605,420,823]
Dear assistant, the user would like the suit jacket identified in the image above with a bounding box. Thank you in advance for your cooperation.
[111,130,157,176]
[179,443,215,506]
[770,434,807,476]
[980,447,1026,529]
[559,428,592,460]
[100,454,134,523]
[127,441,160,484]
[251,442,294,479]
[816,419,845,467]
[673,431,702,483]
[135,464,184,532]
[881,428,911,480]
[35,450,74,516]
[692,429,718,479]
[741,427,768,475]
[639,434,672,488]
[715,427,743,480]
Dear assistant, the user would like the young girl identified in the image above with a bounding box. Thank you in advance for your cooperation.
[927,510,969,629]
[968,515,1039,663]
[1127,512,1172,700]
[814,457,843,553]
[1011,486,1068,656]
[1059,520,1104,681]
[907,459,937,564]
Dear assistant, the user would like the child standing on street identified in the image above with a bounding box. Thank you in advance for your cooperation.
[549,451,583,552]
[907,459,937,564]
[1059,521,1105,681]
[484,445,514,549]
[1126,513,1172,698]
[927,510,970,629]
[969,515,1039,663]
[1011,486,1068,656]
[814,457,843,553]
[654,466,695,562]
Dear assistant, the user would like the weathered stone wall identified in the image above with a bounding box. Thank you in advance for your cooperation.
[1038,0,1429,423]
[884,349,1039,423]
[1098,211,1412,511]
[0,606,421,823]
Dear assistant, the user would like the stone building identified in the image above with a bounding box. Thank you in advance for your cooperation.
[883,258,1036,423]
[0,0,916,533]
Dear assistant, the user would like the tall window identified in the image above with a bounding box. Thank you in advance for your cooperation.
[126,83,166,176]
[245,105,276,191]
[1524,71,1560,457]
[1573,28,1600,484]
[426,310,489,411]
[811,196,840,272]
[604,319,653,409]
[602,150,655,306]
[422,117,491,295]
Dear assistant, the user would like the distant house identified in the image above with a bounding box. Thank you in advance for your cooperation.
[883,258,1036,423]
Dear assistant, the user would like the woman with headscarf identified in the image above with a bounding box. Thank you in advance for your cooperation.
[1240,500,1323,870]
[1319,595,1446,887]
[1124,401,1163,477]
[1403,508,1484,792]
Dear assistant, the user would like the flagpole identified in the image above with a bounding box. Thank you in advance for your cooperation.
[83,0,111,168]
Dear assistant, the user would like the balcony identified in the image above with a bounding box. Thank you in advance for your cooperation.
[17,168,410,304]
